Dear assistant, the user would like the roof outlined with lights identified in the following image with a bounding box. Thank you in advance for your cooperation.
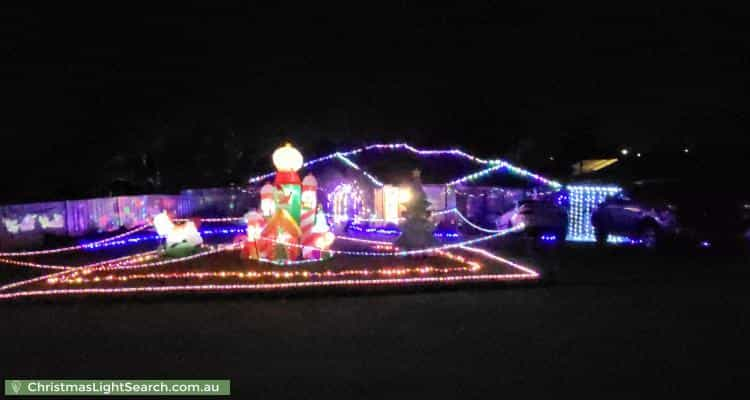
[248,143,562,189]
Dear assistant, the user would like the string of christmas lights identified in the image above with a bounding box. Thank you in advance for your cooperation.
[0,217,247,258]
[336,236,396,246]
[0,251,161,292]
[0,225,525,286]
[0,273,540,300]
[0,224,151,257]
[0,207,518,274]
[325,213,401,223]
[79,226,247,251]
[448,208,507,233]
[247,143,561,189]
[458,246,539,278]
[446,162,562,188]
[1,231,389,273]
[326,208,505,234]
[0,233,539,299]
[565,185,622,242]
[0,257,69,270]
[335,153,385,187]
[46,264,480,285]
[48,250,481,286]
[84,244,239,273]
[256,224,524,257]
[0,244,539,300]
[178,217,244,223]
[0,244,234,281]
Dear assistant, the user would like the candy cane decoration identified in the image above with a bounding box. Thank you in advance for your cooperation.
[260,183,276,218]
[243,211,264,259]
[300,174,319,259]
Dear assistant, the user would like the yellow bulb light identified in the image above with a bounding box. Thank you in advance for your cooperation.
[272,143,304,172]
[398,187,412,204]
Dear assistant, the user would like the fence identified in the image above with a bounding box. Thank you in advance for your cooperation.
[0,188,255,250]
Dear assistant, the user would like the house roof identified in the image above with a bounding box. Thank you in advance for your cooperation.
[248,143,562,190]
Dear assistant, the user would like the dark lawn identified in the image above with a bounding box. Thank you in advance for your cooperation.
[1,244,748,397]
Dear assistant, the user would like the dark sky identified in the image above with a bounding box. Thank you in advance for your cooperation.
[2,3,750,202]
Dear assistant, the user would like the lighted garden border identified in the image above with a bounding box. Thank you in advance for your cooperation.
[0,211,538,300]
[0,244,539,300]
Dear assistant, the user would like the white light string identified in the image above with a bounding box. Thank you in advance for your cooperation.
[458,246,539,277]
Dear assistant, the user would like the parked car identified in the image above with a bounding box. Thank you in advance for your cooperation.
[496,199,568,239]
[592,179,750,248]
[591,191,678,247]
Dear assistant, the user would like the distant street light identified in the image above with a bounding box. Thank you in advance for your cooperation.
[683,148,689,153]
[636,153,642,157]
[620,148,629,156]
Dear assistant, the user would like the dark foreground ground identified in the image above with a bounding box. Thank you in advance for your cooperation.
[1,244,749,397]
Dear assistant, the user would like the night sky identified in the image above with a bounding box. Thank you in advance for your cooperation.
[3,4,750,203]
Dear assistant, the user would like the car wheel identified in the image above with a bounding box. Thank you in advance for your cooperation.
[594,227,608,246]
[554,229,567,247]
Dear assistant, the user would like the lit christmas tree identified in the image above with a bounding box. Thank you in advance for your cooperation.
[396,169,436,249]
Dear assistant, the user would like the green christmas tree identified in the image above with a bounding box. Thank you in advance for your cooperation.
[396,169,436,249]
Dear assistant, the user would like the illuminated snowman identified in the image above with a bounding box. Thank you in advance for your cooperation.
[153,211,203,257]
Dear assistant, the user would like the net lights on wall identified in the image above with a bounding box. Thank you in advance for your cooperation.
[565,185,622,242]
